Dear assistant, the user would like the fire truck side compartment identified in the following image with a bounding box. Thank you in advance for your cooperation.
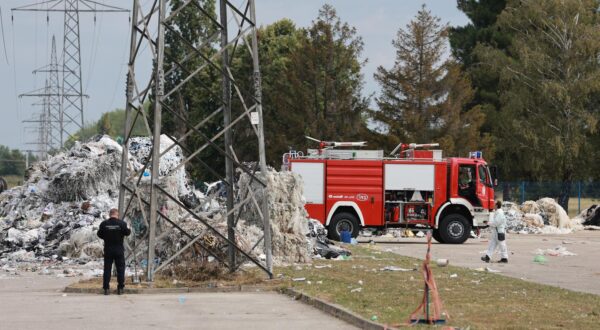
[326,160,383,227]
[290,160,326,222]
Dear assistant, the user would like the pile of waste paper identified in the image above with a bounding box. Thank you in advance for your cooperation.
[503,199,583,234]
[0,134,319,272]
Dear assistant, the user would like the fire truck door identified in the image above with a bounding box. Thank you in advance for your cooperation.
[476,164,491,209]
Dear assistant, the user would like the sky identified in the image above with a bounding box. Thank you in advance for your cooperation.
[0,0,469,152]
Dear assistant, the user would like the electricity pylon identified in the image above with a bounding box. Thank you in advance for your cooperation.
[117,0,273,281]
[12,1,128,147]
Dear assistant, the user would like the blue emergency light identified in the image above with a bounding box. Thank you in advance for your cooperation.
[469,151,482,159]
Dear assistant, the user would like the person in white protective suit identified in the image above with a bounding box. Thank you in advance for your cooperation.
[481,200,508,263]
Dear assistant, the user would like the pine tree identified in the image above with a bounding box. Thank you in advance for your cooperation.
[288,4,369,144]
[373,5,490,157]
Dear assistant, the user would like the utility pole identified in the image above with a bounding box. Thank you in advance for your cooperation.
[12,1,129,146]
[117,0,273,281]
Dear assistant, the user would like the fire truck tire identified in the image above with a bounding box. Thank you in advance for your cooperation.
[432,229,444,243]
[439,214,471,244]
[328,212,360,241]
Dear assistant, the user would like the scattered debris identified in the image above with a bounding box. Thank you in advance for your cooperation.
[307,219,351,259]
[533,246,577,257]
[380,266,413,272]
[1,134,315,274]
[436,258,449,267]
[314,264,332,269]
[574,205,600,227]
[475,267,501,273]
[292,277,306,282]
[450,273,458,278]
[503,200,582,234]
[533,255,547,264]
[350,287,362,293]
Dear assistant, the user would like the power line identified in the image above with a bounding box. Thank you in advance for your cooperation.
[0,6,9,65]
[12,0,129,144]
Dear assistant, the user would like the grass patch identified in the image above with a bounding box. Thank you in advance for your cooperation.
[276,245,600,329]
[70,268,277,290]
[3,175,24,188]
[568,197,599,217]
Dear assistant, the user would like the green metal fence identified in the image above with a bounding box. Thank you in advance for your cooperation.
[495,181,600,216]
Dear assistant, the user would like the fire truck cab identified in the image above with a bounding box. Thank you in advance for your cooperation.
[287,144,495,244]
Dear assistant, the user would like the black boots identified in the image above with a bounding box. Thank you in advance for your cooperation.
[481,255,508,263]
[104,289,109,295]
[117,288,123,295]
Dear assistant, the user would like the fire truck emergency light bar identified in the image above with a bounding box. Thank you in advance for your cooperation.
[469,151,483,159]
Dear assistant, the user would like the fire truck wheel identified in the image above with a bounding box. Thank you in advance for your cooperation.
[432,229,444,243]
[439,214,471,244]
[328,212,360,241]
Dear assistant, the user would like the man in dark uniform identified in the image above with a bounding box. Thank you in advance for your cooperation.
[97,208,131,295]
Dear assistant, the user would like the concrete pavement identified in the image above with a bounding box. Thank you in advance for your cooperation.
[366,230,600,295]
[0,273,356,330]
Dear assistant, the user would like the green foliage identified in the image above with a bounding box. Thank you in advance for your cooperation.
[475,0,600,210]
[247,5,369,167]
[372,5,491,157]
[160,3,370,177]
[289,4,370,143]
[450,0,512,177]
[65,108,148,149]
[162,0,222,181]
[0,146,28,176]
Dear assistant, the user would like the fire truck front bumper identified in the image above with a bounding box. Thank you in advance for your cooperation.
[473,210,494,228]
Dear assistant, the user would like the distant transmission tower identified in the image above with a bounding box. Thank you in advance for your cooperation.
[22,80,52,160]
[12,0,128,146]
[20,36,63,156]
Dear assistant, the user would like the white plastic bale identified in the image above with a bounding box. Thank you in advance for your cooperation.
[236,169,311,264]
[536,198,571,228]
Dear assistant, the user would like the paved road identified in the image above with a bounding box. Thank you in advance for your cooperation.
[365,230,600,295]
[0,273,355,330]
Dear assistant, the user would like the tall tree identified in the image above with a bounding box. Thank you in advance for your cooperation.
[162,0,222,181]
[373,5,491,157]
[230,19,303,167]
[476,0,600,211]
[289,4,370,145]
[450,0,515,199]
[231,5,370,167]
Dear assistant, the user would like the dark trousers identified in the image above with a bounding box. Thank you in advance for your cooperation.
[103,249,125,290]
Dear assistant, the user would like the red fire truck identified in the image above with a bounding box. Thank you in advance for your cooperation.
[287,141,497,244]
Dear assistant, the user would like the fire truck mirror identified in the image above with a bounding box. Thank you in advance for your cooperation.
[490,165,498,182]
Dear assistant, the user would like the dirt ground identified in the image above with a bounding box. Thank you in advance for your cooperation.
[362,230,600,295]
[0,273,355,330]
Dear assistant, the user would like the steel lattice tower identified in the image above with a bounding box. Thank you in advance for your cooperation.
[12,1,128,147]
[117,0,273,281]
[31,36,63,149]
[21,80,52,160]
[20,36,64,159]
